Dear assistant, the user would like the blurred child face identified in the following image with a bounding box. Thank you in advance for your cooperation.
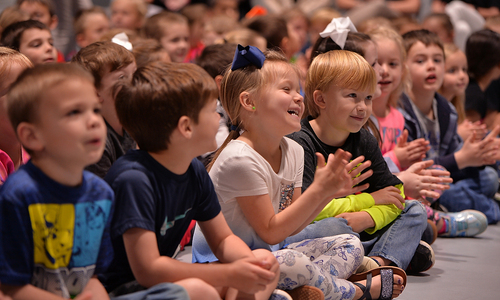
[212,0,239,22]
[78,13,110,48]
[362,41,383,98]
[34,78,106,169]
[320,84,373,139]
[159,23,189,63]
[191,98,220,155]
[288,16,308,50]
[19,28,57,65]
[19,1,56,29]
[406,41,444,96]
[0,63,27,140]
[257,63,304,136]
[97,62,137,115]
[190,19,206,48]
[111,0,143,30]
[442,50,469,99]
[422,18,453,44]
[376,38,403,98]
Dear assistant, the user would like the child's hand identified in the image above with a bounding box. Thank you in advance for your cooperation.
[393,129,430,169]
[74,292,93,300]
[335,211,374,233]
[398,160,453,200]
[457,120,488,141]
[228,257,277,294]
[314,149,373,200]
[456,126,500,169]
[370,186,405,210]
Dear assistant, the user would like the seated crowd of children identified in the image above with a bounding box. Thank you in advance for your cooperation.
[1,0,500,299]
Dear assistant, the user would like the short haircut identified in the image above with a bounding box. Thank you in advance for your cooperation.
[112,0,147,19]
[0,20,49,51]
[243,15,288,51]
[224,28,265,50]
[0,6,29,35]
[71,41,135,89]
[402,29,444,57]
[7,64,94,142]
[310,32,371,65]
[466,29,500,81]
[132,38,170,68]
[196,42,236,78]
[17,0,56,17]
[142,11,188,42]
[74,6,108,36]
[423,13,454,35]
[306,50,377,118]
[0,47,33,78]
[180,3,208,26]
[115,62,218,152]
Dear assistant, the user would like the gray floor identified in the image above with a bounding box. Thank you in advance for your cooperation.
[177,223,500,300]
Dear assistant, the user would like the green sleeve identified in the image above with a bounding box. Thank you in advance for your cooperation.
[361,184,405,234]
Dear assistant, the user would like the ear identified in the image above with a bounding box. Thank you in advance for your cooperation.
[214,75,223,91]
[17,122,44,153]
[313,90,327,109]
[75,33,86,49]
[177,116,193,139]
[49,14,58,30]
[239,91,254,112]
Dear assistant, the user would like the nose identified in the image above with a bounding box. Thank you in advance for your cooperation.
[294,92,304,104]
[89,110,104,129]
[427,59,436,70]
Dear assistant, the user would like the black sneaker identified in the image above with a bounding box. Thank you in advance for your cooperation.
[406,241,435,274]
[421,219,437,245]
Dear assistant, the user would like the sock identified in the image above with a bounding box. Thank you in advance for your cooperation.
[425,205,441,225]
[438,216,449,234]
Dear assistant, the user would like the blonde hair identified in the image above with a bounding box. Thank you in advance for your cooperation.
[224,28,266,50]
[112,0,147,19]
[441,43,466,124]
[0,47,33,78]
[368,26,409,108]
[208,50,293,170]
[306,50,377,118]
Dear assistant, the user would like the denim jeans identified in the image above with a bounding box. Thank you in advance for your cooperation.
[360,200,427,269]
[283,217,359,246]
[440,166,500,224]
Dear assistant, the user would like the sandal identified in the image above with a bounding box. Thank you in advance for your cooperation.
[349,266,407,300]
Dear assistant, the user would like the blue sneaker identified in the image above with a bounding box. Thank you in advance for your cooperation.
[439,210,488,237]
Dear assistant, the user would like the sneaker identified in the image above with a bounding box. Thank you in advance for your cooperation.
[439,210,488,237]
[421,219,438,245]
[406,240,435,275]
[270,289,293,300]
[286,286,324,300]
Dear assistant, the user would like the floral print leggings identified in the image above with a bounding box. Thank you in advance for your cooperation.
[274,234,363,300]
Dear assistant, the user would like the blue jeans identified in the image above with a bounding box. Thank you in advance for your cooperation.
[360,200,427,269]
[440,166,500,224]
[283,217,359,246]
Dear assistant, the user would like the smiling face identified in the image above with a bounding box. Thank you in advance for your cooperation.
[256,62,304,136]
[33,78,106,169]
[19,28,57,65]
[442,50,469,101]
[159,23,190,63]
[406,41,445,97]
[376,38,403,99]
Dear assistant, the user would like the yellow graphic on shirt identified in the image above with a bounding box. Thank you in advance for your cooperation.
[29,204,74,269]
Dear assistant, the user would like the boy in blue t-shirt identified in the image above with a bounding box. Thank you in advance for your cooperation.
[0,63,114,299]
[102,62,279,300]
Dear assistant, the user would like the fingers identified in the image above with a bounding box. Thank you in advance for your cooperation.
[352,169,373,186]
[409,160,434,172]
[350,183,370,194]
[397,129,408,147]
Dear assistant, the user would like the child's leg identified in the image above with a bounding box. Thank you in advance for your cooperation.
[363,200,427,269]
[283,217,358,246]
[276,234,363,299]
[111,282,191,300]
[176,278,220,300]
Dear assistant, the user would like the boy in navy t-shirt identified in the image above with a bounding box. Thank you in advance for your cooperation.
[0,64,113,299]
[102,61,279,300]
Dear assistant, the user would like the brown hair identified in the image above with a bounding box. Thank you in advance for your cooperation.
[207,50,294,170]
[7,64,94,153]
[0,20,49,52]
[111,0,147,20]
[132,38,170,68]
[0,47,33,78]
[17,0,55,16]
[402,29,444,57]
[0,6,29,35]
[142,11,188,42]
[243,14,288,51]
[306,50,377,119]
[181,3,208,26]
[71,41,135,89]
[115,62,218,152]
[196,42,236,78]
[224,28,266,50]
[74,6,109,36]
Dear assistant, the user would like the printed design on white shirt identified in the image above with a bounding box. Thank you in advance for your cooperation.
[279,183,295,212]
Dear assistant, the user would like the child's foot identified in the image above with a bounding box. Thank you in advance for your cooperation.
[438,210,488,237]
[353,269,405,300]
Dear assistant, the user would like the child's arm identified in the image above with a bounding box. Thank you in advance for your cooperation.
[0,284,92,300]
[81,277,109,300]
[236,150,373,245]
[454,126,500,169]
[391,129,430,170]
[396,160,453,200]
[122,214,276,295]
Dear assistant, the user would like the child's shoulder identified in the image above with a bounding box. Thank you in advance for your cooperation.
[0,162,39,202]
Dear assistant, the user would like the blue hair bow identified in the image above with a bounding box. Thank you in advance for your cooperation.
[231,44,266,71]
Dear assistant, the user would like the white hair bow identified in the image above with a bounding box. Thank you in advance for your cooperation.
[319,17,357,49]
[112,32,133,51]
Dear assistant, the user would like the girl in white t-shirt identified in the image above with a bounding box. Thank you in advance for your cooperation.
[192,44,406,300]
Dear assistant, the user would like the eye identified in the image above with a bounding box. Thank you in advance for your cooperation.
[447,67,456,73]
[366,95,373,101]
[434,58,442,63]
[94,107,102,114]
[348,93,357,98]
[390,61,399,67]
[67,109,81,116]
[282,86,290,92]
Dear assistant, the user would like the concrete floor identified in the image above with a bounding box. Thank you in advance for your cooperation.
[176,223,500,300]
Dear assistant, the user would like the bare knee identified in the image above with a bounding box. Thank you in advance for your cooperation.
[176,278,220,300]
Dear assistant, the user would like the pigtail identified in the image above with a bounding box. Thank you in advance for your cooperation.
[206,129,240,172]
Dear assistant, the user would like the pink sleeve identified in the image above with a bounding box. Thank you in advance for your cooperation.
[0,150,15,185]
